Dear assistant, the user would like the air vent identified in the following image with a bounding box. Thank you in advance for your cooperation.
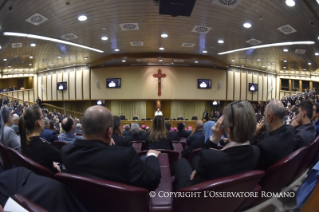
[245,38,262,45]
[11,43,22,48]
[136,58,146,62]
[295,49,306,54]
[191,25,212,34]
[212,0,243,9]
[119,23,139,31]
[181,43,195,47]
[60,33,78,40]
[130,41,144,46]
[277,24,297,35]
[25,13,48,26]
[174,59,184,62]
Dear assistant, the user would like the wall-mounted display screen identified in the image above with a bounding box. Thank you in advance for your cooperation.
[248,83,258,92]
[198,79,212,89]
[107,78,121,88]
[57,82,67,91]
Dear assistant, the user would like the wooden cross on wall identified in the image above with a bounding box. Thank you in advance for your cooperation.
[153,69,166,96]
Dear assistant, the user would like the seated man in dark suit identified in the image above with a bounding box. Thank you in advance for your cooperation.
[120,113,126,120]
[40,117,59,143]
[176,123,191,138]
[165,121,179,141]
[290,100,316,150]
[251,100,294,170]
[131,123,147,141]
[191,114,198,120]
[122,124,133,138]
[112,116,133,147]
[133,114,139,120]
[186,120,204,146]
[177,115,184,120]
[61,106,161,190]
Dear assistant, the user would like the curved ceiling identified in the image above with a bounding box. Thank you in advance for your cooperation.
[0,0,319,74]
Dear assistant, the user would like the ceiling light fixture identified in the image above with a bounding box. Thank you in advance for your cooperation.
[8,65,11,68]
[304,69,307,70]
[78,15,87,21]
[84,57,88,59]
[194,61,198,63]
[159,59,163,62]
[286,0,295,7]
[231,59,235,62]
[218,40,224,44]
[29,63,32,66]
[283,48,288,52]
[3,58,7,61]
[262,65,265,67]
[308,63,312,65]
[161,33,168,38]
[243,23,251,28]
[202,50,207,53]
[3,32,104,53]
[257,59,261,61]
[57,56,61,58]
[159,47,164,50]
[283,67,286,69]
[30,43,36,47]
[122,60,126,62]
[29,55,33,59]
[218,41,314,55]
[101,36,108,40]
[315,52,319,56]
[115,49,119,51]
[283,60,287,62]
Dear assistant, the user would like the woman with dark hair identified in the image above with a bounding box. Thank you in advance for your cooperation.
[19,104,62,173]
[112,115,132,147]
[146,116,173,150]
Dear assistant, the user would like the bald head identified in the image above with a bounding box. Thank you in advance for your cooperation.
[82,106,113,138]
[265,100,286,120]
[195,120,203,130]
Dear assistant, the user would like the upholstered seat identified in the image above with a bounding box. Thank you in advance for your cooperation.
[187,148,201,164]
[0,142,13,170]
[11,194,48,212]
[52,140,69,150]
[138,150,179,168]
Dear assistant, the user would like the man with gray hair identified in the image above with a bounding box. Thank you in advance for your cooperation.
[131,123,147,141]
[122,124,132,138]
[11,114,19,134]
[251,100,294,170]
[40,117,59,143]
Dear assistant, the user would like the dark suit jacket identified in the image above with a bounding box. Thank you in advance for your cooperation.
[177,130,191,138]
[62,139,161,190]
[182,135,205,159]
[120,115,126,120]
[131,132,148,141]
[289,123,316,150]
[122,130,133,138]
[186,130,204,146]
[112,132,132,147]
[191,116,198,120]
[250,124,294,170]
[177,117,184,120]
[133,117,139,120]
[146,132,173,150]
[168,132,179,141]
[191,141,260,185]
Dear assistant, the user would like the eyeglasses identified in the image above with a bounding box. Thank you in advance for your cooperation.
[229,101,243,129]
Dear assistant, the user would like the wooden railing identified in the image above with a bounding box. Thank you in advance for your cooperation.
[41,103,83,118]
[0,90,35,106]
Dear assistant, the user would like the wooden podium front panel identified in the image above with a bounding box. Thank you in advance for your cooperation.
[120,120,198,130]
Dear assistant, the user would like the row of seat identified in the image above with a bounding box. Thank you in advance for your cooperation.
[1,136,318,212]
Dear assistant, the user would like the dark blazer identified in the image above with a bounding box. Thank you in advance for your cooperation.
[22,136,62,173]
[131,132,148,141]
[203,112,209,121]
[191,116,198,120]
[186,130,204,146]
[251,124,294,170]
[112,132,132,147]
[177,117,184,120]
[168,132,179,141]
[177,130,191,138]
[61,139,161,190]
[40,128,59,143]
[122,130,133,138]
[146,132,173,150]
[133,117,139,120]
[182,135,205,159]
[289,123,316,150]
[120,115,126,120]
[191,141,260,185]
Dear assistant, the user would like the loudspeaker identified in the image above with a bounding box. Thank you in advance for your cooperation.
[218,81,222,89]
[41,85,45,91]
[159,0,196,17]
[96,80,100,89]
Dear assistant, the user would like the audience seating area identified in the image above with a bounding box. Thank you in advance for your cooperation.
[0,136,319,211]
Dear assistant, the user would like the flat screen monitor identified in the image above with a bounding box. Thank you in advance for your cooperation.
[57,82,67,91]
[198,79,212,89]
[248,83,258,92]
[107,78,121,88]
[212,100,220,106]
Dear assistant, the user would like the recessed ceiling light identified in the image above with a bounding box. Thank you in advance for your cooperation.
[8,65,11,68]
[231,59,235,62]
[202,50,207,53]
[159,47,164,50]
[257,59,261,61]
[29,63,32,66]
[57,56,61,58]
[262,65,265,67]
[161,33,168,38]
[304,69,306,70]
[29,55,33,59]
[283,60,287,62]
[78,15,87,21]
[101,36,108,40]
[283,67,286,69]
[218,40,224,44]
[84,57,88,59]
[286,0,295,7]
[115,49,119,51]
[3,58,7,61]
[194,61,198,63]
[159,59,163,62]
[315,52,319,56]
[122,60,126,62]
[243,23,251,28]
[283,49,288,52]
[30,43,36,47]
[308,63,312,65]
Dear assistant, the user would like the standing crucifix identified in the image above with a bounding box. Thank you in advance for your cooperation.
[153,69,166,96]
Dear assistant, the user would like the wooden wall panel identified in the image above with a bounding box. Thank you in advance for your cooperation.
[272,75,276,99]
[257,73,263,101]
[240,70,247,100]
[18,91,23,101]
[47,72,52,100]
[83,66,90,99]
[52,71,57,100]
[33,74,38,101]
[42,73,47,101]
[69,68,75,100]
[13,92,17,99]
[252,71,258,101]
[227,68,234,100]
[23,91,29,102]
[76,67,83,100]
[29,89,34,102]
[57,70,63,100]
[234,68,240,100]
[38,74,42,100]
[263,73,268,101]
[63,69,69,100]
[247,71,252,101]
